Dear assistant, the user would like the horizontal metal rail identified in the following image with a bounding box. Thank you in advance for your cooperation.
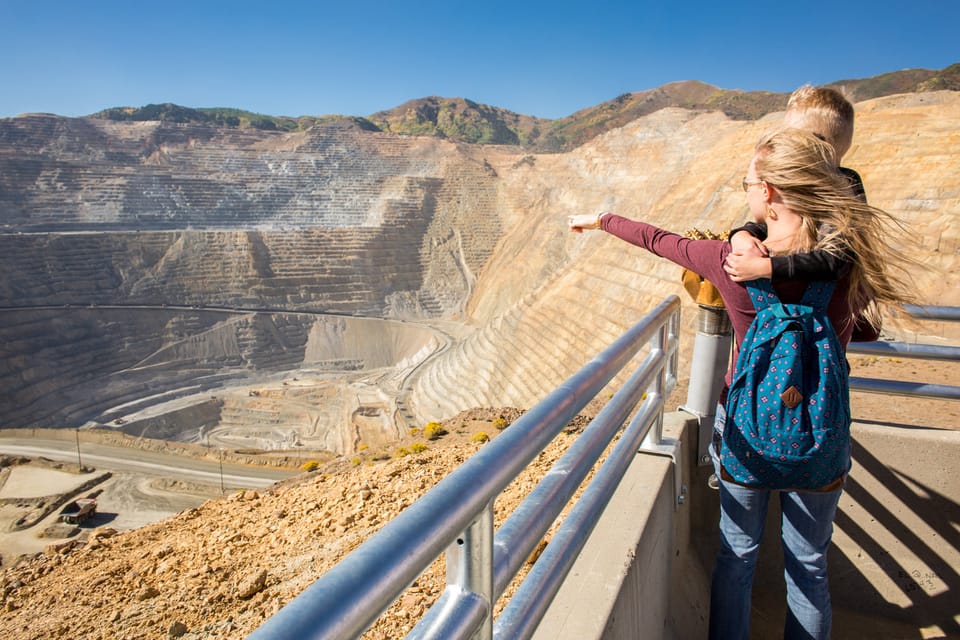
[847,340,960,361]
[903,305,960,322]
[849,376,960,400]
[847,305,960,400]
[493,387,671,638]
[247,296,682,640]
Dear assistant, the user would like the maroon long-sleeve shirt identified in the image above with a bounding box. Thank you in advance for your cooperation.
[600,214,859,387]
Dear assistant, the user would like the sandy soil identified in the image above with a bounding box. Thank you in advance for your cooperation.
[0,465,223,566]
[0,466,86,499]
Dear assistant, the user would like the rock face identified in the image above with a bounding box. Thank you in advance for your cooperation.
[1,92,958,448]
[0,117,500,314]
[0,118,498,444]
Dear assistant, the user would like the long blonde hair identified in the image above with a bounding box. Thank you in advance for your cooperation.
[753,128,918,326]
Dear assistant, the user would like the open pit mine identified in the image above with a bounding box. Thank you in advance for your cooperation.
[1,91,959,458]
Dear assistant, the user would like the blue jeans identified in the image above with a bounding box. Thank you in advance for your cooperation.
[708,477,843,640]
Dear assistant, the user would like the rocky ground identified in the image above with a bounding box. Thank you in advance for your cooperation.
[0,407,601,640]
[0,357,955,640]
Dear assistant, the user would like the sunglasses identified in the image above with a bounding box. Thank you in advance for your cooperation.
[741,177,765,192]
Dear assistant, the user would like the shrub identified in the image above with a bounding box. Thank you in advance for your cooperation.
[300,460,320,472]
[471,432,490,443]
[423,422,448,441]
[410,442,428,454]
[396,447,411,458]
[350,457,362,465]
[408,427,421,436]
[492,417,508,430]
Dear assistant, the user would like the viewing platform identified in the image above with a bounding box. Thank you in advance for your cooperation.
[248,299,960,640]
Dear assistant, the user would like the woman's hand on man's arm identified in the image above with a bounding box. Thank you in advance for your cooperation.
[723,252,773,281]
[724,230,771,281]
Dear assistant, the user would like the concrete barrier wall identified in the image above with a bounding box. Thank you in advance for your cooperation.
[531,415,960,640]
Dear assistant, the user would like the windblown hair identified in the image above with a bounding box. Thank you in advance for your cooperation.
[753,128,918,327]
[784,85,855,160]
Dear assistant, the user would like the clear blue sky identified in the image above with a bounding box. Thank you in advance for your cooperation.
[2,0,957,121]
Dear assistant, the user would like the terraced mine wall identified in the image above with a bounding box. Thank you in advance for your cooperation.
[0,116,491,452]
[0,115,502,316]
[2,92,959,454]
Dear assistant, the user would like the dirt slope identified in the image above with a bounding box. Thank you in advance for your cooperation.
[0,408,597,640]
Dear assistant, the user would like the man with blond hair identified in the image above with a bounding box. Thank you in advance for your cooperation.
[785,84,856,159]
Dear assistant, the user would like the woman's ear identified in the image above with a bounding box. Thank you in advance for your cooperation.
[764,183,782,206]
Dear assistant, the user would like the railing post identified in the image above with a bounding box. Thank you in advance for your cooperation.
[645,326,667,445]
[678,304,731,466]
[667,306,681,392]
[639,310,685,508]
[449,503,494,640]
[407,503,494,640]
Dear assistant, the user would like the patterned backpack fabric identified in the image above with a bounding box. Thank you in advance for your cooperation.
[720,279,851,490]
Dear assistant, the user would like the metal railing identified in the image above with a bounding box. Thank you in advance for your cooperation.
[848,305,960,401]
[247,296,682,640]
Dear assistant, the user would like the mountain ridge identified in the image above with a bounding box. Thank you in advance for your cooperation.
[71,63,960,152]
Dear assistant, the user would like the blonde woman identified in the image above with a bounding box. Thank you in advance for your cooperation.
[726,84,866,282]
[568,127,915,640]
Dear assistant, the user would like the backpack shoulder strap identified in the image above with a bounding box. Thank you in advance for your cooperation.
[800,280,837,312]
[745,278,779,312]
[747,278,837,313]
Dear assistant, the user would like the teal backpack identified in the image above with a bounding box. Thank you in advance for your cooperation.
[720,279,851,490]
